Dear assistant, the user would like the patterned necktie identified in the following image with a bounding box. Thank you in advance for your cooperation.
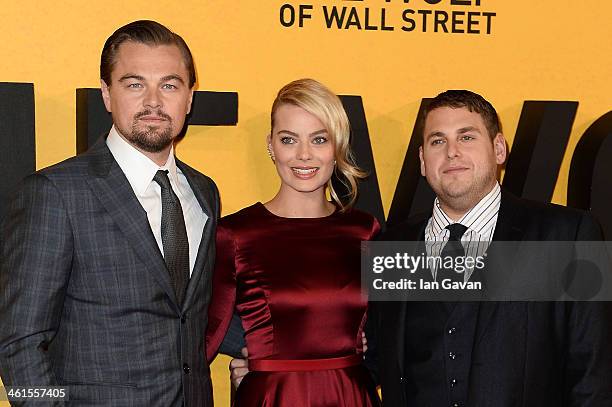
[153,170,189,304]
[437,223,468,283]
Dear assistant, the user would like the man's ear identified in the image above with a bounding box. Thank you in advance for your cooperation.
[101,79,112,113]
[419,145,426,177]
[493,133,507,165]
[186,89,194,114]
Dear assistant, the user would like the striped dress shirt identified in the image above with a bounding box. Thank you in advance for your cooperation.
[424,182,501,281]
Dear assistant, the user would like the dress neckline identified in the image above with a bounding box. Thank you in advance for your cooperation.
[256,201,339,220]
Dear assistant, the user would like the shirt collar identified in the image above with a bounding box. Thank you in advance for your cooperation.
[106,126,181,197]
[430,182,501,237]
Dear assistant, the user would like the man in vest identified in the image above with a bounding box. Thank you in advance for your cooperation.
[366,89,612,406]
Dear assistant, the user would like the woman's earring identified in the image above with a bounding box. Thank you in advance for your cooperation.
[334,159,337,166]
[267,145,275,163]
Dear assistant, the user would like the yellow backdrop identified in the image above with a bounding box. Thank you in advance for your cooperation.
[1,1,611,405]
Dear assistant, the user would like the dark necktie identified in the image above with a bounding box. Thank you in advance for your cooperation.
[437,223,468,283]
[154,170,189,304]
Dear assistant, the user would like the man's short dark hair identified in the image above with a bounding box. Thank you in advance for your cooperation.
[422,90,502,140]
[101,20,196,88]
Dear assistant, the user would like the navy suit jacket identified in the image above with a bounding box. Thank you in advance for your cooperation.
[0,137,219,406]
[366,192,612,406]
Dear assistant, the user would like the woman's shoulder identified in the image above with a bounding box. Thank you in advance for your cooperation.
[218,202,266,228]
[339,206,376,222]
[337,207,381,239]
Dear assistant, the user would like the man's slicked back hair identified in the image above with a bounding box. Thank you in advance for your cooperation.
[100,20,196,88]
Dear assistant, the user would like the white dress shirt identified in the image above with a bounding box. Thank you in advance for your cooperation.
[106,126,207,276]
[424,182,501,281]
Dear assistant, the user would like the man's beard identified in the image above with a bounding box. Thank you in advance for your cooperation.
[125,110,174,153]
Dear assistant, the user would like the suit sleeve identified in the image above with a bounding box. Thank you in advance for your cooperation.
[566,211,612,406]
[218,313,246,358]
[566,300,612,406]
[205,223,241,362]
[363,217,382,383]
[363,301,381,385]
[0,174,73,388]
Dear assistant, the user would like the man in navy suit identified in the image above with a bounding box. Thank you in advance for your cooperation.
[366,90,612,406]
[0,20,218,406]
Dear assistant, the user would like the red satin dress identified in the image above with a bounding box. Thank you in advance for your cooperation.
[206,202,381,406]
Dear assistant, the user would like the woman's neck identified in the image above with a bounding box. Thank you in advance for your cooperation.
[264,189,335,218]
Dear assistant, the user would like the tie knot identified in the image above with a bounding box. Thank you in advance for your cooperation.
[446,223,468,241]
[153,170,171,190]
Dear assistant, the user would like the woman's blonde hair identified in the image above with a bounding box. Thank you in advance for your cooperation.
[270,78,365,211]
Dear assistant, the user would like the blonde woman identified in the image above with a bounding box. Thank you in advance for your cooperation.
[206,79,380,406]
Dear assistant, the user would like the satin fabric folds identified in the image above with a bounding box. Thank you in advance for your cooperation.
[206,203,381,406]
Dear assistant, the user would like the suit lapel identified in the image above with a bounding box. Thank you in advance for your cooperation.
[176,160,215,309]
[475,191,527,344]
[394,299,408,377]
[85,138,178,306]
[490,192,526,243]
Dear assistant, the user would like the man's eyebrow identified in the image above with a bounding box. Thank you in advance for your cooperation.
[457,126,480,134]
[117,74,186,85]
[160,74,185,85]
[118,74,145,82]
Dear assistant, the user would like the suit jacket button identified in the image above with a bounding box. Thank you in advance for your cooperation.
[183,363,191,374]
[448,352,456,360]
[180,315,187,324]
[399,376,406,383]
[448,327,456,335]
[452,403,461,407]
[450,378,457,387]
